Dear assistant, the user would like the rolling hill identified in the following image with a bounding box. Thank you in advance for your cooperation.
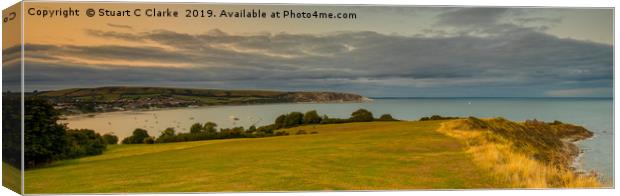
[33,86,366,114]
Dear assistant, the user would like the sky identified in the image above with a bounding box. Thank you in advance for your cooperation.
[2,3,614,97]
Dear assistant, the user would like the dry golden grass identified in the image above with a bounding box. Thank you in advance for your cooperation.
[437,118,599,188]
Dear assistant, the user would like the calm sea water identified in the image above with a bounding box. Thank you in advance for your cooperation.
[63,98,613,183]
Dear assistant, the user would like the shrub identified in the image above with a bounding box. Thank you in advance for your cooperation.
[378,114,397,121]
[350,109,374,122]
[303,110,322,124]
[64,129,107,159]
[296,130,308,135]
[284,112,304,128]
[161,127,176,137]
[203,122,218,133]
[274,131,289,136]
[274,115,287,129]
[122,128,151,144]
[320,117,350,124]
[419,115,460,121]
[143,137,155,144]
[256,124,276,134]
[310,131,318,134]
[102,133,119,145]
[247,125,257,133]
[190,123,203,133]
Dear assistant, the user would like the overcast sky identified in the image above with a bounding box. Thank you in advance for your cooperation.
[3,3,613,97]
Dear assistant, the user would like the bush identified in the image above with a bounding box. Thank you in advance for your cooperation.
[247,125,257,133]
[419,115,460,121]
[190,123,203,133]
[284,112,304,128]
[143,137,155,144]
[274,115,287,129]
[378,114,397,121]
[102,133,119,145]
[350,109,374,122]
[122,128,151,144]
[296,130,308,135]
[303,110,322,124]
[320,117,350,124]
[203,122,218,133]
[310,131,318,134]
[274,131,289,136]
[64,129,107,159]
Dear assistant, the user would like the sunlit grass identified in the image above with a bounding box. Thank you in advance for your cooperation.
[25,121,501,193]
[2,162,21,193]
[437,118,600,188]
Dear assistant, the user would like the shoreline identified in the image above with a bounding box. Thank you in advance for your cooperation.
[437,118,601,187]
[61,99,370,119]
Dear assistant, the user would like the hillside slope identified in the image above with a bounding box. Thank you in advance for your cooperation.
[34,86,365,114]
[24,121,501,193]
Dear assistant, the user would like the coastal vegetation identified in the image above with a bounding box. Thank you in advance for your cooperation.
[437,117,599,188]
[419,115,460,121]
[121,109,398,144]
[24,98,118,168]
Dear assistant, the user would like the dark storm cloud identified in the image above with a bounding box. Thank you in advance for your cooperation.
[17,23,612,97]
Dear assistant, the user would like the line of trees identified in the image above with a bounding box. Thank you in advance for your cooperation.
[121,109,398,144]
[419,115,460,121]
[24,98,119,168]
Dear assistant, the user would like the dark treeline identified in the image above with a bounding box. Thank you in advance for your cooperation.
[122,109,398,144]
[2,93,22,169]
[24,98,118,168]
[419,115,461,121]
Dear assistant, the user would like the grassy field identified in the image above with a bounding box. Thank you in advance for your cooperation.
[2,162,21,193]
[24,121,503,193]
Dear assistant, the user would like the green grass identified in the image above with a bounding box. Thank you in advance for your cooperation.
[2,162,21,193]
[25,121,502,193]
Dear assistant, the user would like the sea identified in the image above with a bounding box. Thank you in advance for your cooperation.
[62,97,613,183]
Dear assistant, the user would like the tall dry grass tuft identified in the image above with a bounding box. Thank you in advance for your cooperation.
[437,118,599,188]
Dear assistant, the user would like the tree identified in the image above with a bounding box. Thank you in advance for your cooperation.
[284,112,304,128]
[247,125,257,133]
[350,109,374,122]
[203,122,218,133]
[64,129,107,158]
[274,114,287,129]
[190,123,203,133]
[102,133,119,145]
[24,98,69,168]
[303,110,322,124]
[161,127,176,137]
[378,114,396,121]
[122,128,151,144]
[3,93,22,168]
[143,137,155,144]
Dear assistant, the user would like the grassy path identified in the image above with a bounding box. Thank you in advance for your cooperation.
[25,121,502,193]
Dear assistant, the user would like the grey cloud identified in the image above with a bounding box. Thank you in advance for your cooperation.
[437,8,508,27]
[106,23,133,30]
[17,27,613,97]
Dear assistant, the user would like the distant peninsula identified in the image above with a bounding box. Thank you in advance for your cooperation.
[31,86,367,114]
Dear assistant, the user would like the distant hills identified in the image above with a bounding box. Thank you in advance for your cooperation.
[34,86,366,114]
